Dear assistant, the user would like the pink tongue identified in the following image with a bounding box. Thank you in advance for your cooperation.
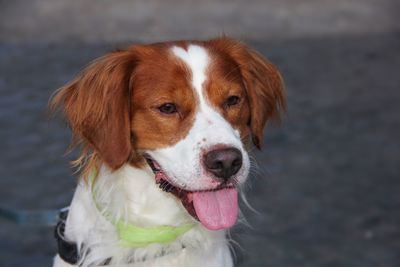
[192,188,238,230]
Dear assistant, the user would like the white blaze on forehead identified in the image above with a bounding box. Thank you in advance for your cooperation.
[171,45,209,107]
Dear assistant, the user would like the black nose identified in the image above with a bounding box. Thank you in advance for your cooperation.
[204,147,242,181]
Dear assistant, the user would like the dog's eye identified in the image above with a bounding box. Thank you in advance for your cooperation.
[158,103,178,114]
[225,95,240,107]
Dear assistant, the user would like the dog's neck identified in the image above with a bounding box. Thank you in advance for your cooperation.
[63,164,231,266]
[91,165,195,227]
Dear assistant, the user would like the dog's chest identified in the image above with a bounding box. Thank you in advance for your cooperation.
[56,167,233,267]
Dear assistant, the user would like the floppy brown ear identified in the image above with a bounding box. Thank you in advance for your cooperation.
[51,50,137,170]
[241,48,285,148]
[210,38,285,148]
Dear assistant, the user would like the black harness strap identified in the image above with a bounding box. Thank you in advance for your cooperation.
[54,208,112,266]
[54,208,79,265]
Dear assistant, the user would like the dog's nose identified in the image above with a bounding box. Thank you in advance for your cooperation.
[204,147,242,181]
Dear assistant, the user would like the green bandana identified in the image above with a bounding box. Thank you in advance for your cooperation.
[90,170,195,247]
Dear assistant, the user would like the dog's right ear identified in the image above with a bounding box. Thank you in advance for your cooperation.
[50,50,137,170]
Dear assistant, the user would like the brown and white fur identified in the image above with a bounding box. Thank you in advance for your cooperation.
[51,38,285,267]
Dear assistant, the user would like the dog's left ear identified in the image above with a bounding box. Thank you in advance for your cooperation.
[51,50,137,170]
[211,38,286,148]
[240,47,286,148]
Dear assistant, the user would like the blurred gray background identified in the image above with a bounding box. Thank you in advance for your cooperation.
[1,0,399,266]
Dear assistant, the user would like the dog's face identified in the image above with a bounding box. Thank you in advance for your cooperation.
[132,44,252,190]
[52,38,284,230]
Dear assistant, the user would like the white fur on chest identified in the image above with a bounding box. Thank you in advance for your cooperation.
[53,165,233,267]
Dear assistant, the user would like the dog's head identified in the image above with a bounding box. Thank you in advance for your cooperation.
[52,38,285,230]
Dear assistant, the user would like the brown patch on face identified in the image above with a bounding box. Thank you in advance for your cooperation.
[201,48,252,146]
[130,45,198,151]
[206,38,286,148]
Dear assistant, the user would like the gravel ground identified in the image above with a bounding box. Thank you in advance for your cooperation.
[0,1,399,266]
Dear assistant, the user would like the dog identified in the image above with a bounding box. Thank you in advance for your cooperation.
[51,37,285,267]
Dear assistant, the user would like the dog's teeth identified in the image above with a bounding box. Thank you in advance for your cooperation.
[159,180,168,191]
[157,179,175,193]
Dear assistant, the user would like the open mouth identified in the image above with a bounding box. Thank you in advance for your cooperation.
[144,156,238,230]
